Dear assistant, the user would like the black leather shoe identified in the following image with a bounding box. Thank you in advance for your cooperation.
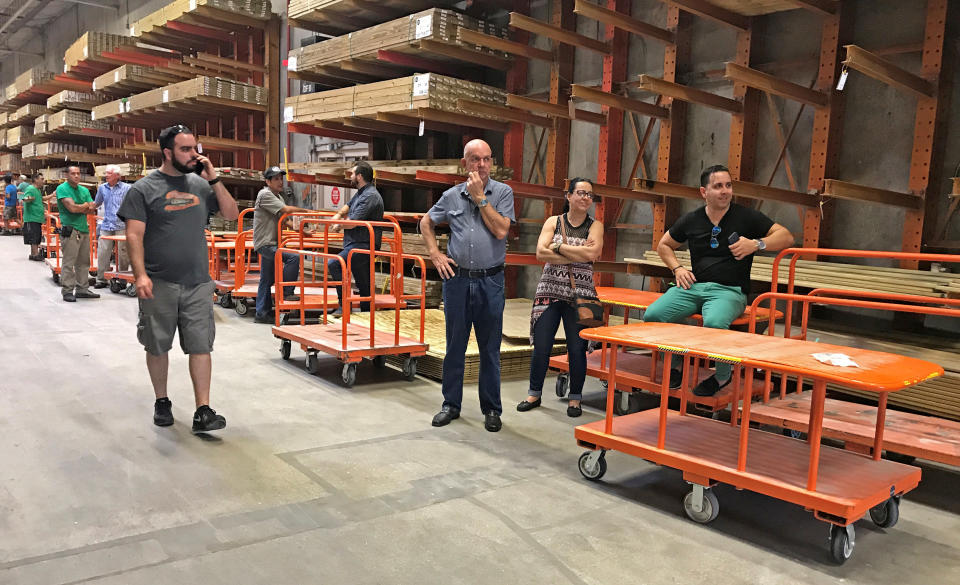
[93,280,109,289]
[567,403,583,418]
[693,375,732,397]
[62,293,76,302]
[669,368,683,389]
[75,290,100,299]
[516,398,541,412]
[254,313,274,324]
[484,413,502,432]
[432,406,460,427]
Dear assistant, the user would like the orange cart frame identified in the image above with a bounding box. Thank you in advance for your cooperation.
[574,321,941,564]
[100,233,136,296]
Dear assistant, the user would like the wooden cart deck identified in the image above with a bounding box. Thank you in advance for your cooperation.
[272,321,428,361]
[575,408,921,520]
[749,393,960,467]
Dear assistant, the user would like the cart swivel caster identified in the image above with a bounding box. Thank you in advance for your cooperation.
[373,355,387,368]
[280,339,291,360]
[52,272,60,284]
[683,485,720,524]
[219,294,234,309]
[578,450,607,481]
[869,496,900,529]
[125,283,137,297]
[828,524,855,565]
[555,373,569,397]
[305,352,319,374]
[341,362,357,387]
[109,279,123,294]
[402,357,417,380]
[235,300,249,316]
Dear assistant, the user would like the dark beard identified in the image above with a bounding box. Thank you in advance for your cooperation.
[172,158,200,174]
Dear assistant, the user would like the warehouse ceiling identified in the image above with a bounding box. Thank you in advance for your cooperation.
[0,0,121,64]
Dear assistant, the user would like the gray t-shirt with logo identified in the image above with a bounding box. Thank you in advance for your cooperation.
[253,186,285,251]
[117,170,219,286]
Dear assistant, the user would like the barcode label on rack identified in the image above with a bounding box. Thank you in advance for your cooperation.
[162,90,169,103]
[283,107,293,123]
[115,71,120,83]
[288,56,297,72]
[412,74,430,97]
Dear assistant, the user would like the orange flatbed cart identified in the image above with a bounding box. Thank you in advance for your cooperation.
[550,286,782,413]
[272,217,428,387]
[574,321,942,564]
[100,233,136,296]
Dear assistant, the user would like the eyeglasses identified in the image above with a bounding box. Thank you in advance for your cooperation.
[709,225,722,249]
[574,190,596,200]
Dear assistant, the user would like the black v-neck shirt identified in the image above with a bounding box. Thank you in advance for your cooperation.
[668,203,774,295]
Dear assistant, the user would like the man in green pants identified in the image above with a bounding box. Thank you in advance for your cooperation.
[56,166,100,302]
[644,164,794,396]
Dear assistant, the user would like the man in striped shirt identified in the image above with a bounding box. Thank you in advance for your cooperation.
[93,164,132,288]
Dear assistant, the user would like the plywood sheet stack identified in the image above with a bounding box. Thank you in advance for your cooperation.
[63,32,135,72]
[131,0,271,36]
[5,126,32,149]
[32,114,49,135]
[47,90,106,112]
[285,73,506,124]
[45,109,112,134]
[288,8,507,74]
[10,103,46,125]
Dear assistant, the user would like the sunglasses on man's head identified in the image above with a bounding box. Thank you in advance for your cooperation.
[709,225,721,249]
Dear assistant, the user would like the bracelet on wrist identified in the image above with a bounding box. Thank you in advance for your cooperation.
[672,266,684,273]
[208,177,221,186]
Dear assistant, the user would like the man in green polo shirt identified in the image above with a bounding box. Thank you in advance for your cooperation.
[20,173,46,261]
[56,166,100,302]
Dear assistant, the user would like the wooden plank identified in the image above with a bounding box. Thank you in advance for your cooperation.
[509,12,610,54]
[631,74,742,113]
[785,0,838,15]
[457,28,554,62]
[842,44,935,98]
[570,84,670,119]
[724,62,829,107]
[668,0,750,30]
[456,99,552,127]
[823,179,924,209]
[573,0,675,45]
[506,94,608,125]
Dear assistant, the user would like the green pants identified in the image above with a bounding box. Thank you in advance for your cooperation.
[642,282,747,381]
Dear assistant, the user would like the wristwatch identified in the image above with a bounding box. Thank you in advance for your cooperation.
[208,177,221,186]
[552,241,562,254]
[754,238,766,251]
[477,197,489,208]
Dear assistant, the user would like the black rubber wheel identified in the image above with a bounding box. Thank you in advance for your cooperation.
[683,488,720,524]
[235,301,249,316]
[280,340,291,360]
[218,294,233,308]
[88,277,96,287]
[555,373,569,398]
[125,284,137,297]
[341,362,357,387]
[305,352,319,374]
[373,355,387,368]
[52,272,60,284]
[869,497,900,528]
[402,357,417,380]
[884,452,916,465]
[577,451,607,481]
[829,524,855,565]
[109,279,123,294]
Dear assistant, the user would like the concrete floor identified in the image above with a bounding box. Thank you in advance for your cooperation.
[1,235,958,585]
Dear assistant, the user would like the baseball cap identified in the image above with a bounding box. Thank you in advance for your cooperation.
[264,166,286,180]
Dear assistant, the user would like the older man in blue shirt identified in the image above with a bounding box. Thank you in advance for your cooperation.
[93,164,131,288]
[421,139,515,432]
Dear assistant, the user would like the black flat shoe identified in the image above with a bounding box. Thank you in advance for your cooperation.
[484,413,502,432]
[516,398,541,412]
[432,406,460,427]
[567,404,582,418]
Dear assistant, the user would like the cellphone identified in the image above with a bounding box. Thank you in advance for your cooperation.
[727,231,739,245]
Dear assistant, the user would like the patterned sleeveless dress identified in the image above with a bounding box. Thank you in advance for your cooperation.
[530,213,599,342]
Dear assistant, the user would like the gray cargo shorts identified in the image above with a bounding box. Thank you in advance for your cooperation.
[137,278,216,355]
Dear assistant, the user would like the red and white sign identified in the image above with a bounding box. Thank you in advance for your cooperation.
[330,186,341,206]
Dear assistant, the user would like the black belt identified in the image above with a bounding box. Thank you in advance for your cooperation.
[453,264,504,278]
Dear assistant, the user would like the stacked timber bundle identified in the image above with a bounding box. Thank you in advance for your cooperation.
[131,0,271,35]
[0,112,6,126]
[10,103,45,124]
[93,65,187,94]
[33,114,48,135]
[5,67,55,101]
[32,143,90,158]
[63,32,135,72]
[289,0,460,34]
[0,153,23,169]
[46,109,112,134]
[92,77,267,121]
[288,8,507,73]
[284,73,506,124]
[39,167,96,183]
[5,126,32,149]
[287,158,513,181]
[47,90,106,112]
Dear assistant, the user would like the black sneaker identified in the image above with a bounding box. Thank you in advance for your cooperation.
[62,292,76,302]
[692,375,732,397]
[75,290,101,299]
[192,405,226,434]
[669,368,683,389]
[93,280,109,289]
[154,398,174,427]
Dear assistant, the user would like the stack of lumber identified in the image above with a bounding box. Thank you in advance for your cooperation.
[92,77,267,121]
[208,216,239,232]
[0,153,22,169]
[94,163,144,177]
[631,250,958,297]
[23,142,90,159]
[394,233,447,257]
[47,90,106,112]
[289,0,460,35]
[5,126,32,149]
[833,375,960,422]
[38,167,96,183]
[345,302,563,382]
[63,32,136,72]
[288,8,507,74]
[10,103,45,125]
[287,158,513,181]
[32,114,48,135]
[373,272,442,307]
[131,0,271,36]
[4,67,55,101]
[93,65,187,94]
[41,109,112,136]
[284,73,506,124]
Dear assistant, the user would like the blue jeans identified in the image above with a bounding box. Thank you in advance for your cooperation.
[326,243,373,312]
[441,272,505,415]
[256,245,300,317]
[529,300,587,401]
[643,282,747,381]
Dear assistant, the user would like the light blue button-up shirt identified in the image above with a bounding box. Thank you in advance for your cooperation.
[95,181,131,231]
[427,178,515,270]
